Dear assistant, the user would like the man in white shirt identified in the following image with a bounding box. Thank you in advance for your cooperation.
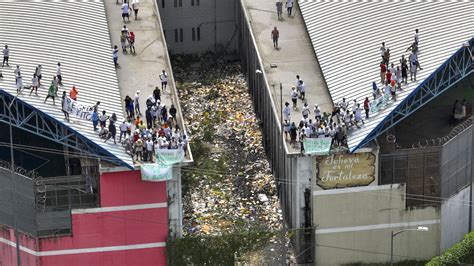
[380,42,386,61]
[414,29,419,45]
[302,103,310,119]
[314,104,321,120]
[286,0,294,16]
[121,0,131,22]
[131,0,139,20]
[159,70,168,93]
[134,90,141,115]
[339,97,348,112]
[56,62,63,85]
[145,138,154,162]
[283,102,291,121]
[119,121,128,142]
[291,87,298,110]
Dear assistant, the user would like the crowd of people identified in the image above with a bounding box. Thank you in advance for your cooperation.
[281,29,424,149]
[118,81,188,163]
[1,1,186,165]
[89,0,186,164]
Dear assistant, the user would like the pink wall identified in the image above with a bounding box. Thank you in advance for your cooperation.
[40,208,168,251]
[39,248,166,266]
[0,226,40,266]
[100,170,168,207]
[0,170,169,266]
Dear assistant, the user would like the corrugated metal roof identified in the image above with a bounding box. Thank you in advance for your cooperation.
[0,0,132,167]
[299,0,474,152]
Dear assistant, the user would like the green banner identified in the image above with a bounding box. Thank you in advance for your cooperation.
[303,138,332,155]
[141,149,184,182]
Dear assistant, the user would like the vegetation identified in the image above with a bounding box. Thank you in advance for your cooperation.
[167,225,275,265]
[426,231,474,265]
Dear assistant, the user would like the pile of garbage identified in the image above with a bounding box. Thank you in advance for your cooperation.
[175,58,283,236]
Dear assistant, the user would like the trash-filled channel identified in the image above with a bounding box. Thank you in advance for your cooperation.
[173,55,290,262]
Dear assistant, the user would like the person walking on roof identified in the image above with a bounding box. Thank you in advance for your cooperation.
[113,45,119,68]
[121,0,131,22]
[380,42,386,62]
[271,27,279,49]
[2,45,9,67]
[44,81,56,105]
[286,0,294,16]
[159,70,168,93]
[276,0,283,19]
[132,0,139,20]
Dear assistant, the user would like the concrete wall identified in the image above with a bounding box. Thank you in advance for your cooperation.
[158,0,238,54]
[440,126,473,198]
[313,184,440,265]
[440,184,472,251]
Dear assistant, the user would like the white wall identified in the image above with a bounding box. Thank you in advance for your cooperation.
[313,184,441,265]
[158,0,237,54]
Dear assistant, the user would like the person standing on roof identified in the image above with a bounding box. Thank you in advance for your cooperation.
[70,86,78,101]
[414,29,419,45]
[35,65,42,86]
[91,110,99,131]
[291,87,298,110]
[2,45,9,67]
[286,0,294,16]
[159,70,168,93]
[14,65,22,93]
[153,86,161,102]
[271,27,279,49]
[302,103,310,119]
[61,91,70,122]
[363,97,370,119]
[56,62,63,86]
[29,74,39,96]
[380,42,386,62]
[400,55,408,85]
[129,31,136,54]
[113,45,119,68]
[298,80,306,101]
[105,120,117,144]
[409,52,417,81]
[276,0,283,20]
[120,32,128,53]
[380,62,386,84]
[283,102,291,121]
[134,90,141,116]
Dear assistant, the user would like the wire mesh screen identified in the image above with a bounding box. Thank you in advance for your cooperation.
[380,149,441,207]
[440,125,473,198]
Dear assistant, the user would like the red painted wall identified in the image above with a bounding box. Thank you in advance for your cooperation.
[39,248,166,266]
[100,170,168,207]
[0,226,40,266]
[0,170,169,266]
